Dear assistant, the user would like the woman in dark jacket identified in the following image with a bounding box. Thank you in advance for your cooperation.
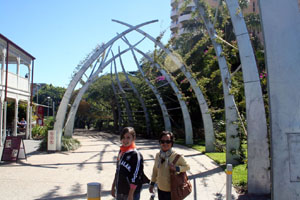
[111,127,145,200]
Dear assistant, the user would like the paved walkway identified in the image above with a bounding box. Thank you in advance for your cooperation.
[0,130,239,200]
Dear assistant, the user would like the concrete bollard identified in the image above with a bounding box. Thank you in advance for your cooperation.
[226,164,233,200]
[87,182,101,200]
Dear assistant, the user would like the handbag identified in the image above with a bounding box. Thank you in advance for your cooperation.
[170,154,192,200]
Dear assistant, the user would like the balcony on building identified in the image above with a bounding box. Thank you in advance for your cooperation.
[170,20,179,32]
[0,33,35,144]
[178,27,192,35]
[171,0,178,7]
[171,9,179,19]
[178,1,196,10]
[0,35,33,101]
[178,13,192,23]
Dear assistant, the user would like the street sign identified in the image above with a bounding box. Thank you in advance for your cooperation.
[47,130,56,151]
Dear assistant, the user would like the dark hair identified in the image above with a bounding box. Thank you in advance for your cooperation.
[120,127,136,140]
[159,131,174,146]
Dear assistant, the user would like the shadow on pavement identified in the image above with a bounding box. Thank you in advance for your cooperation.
[236,194,271,200]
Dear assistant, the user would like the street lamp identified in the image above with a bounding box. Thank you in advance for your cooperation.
[47,96,51,116]
[52,100,55,117]
[36,84,40,104]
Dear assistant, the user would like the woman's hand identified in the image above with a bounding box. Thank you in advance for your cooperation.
[111,185,116,197]
[127,195,134,200]
[149,185,154,193]
[169,163,176,172]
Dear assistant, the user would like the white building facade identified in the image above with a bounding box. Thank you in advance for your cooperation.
[170,0,259,38]
[0,34,35,146]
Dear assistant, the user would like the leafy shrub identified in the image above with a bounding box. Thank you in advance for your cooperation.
[61,136,81,151]
[32,125,47,139]
[38,136,80,151]
[32,117,55,140]
[34,116,80,151]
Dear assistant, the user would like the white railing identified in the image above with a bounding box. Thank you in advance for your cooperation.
[178,1,195,9]
[178,13,192,23]
[1,71,30,92]
[171,0,177,6]
[171,10,178,18]
[171,22,179,30]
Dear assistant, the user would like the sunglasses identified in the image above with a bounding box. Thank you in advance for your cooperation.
[160,140,172,144]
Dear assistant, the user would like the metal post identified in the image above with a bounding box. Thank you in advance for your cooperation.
[37,87,39,104]
[47,100,49,116]
[226,164,233,200]
[36,84,40,104]
[87,182,101,200]
[47,96,51,117]
[53,101,55,117]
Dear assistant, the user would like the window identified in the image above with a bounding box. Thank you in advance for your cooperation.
[253,1,256,12]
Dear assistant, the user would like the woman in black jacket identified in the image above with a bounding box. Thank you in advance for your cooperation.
[111,127,145,200]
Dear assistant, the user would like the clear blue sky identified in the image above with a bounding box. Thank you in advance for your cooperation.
[0,0,171,88]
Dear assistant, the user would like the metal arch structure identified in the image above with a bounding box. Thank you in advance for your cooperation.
[112,19,215,150]
[110,63,123,132]
[126,45,193,144]
[118,48,152,136]
[54,20,200,147]
[122,36,172,132]
[53,20,158,150]
[224,0,270,194]
[112,51,134,127]
[192,0,270,194]
[63,45,110,137]
[55,19,213,149]
[63,44,137,137]
[194,4,240,164]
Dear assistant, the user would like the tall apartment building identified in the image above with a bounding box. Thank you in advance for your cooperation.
[170,0,259,38]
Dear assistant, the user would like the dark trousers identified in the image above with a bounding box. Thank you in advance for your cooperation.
[158,188,171,200]
[116,192,140,200]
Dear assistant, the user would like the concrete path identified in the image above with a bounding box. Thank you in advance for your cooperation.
[0,130,239,200]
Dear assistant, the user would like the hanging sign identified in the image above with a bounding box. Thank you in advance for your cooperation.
[37,106,44,117]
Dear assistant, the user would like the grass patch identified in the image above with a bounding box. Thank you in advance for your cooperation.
[206,152,226,165]
[175,139,205,153]
[179,140,248,189]
[189,145,205,153]
[233,164,247,186]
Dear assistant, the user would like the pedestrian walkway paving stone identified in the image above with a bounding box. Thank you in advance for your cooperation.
[0,130,239,200]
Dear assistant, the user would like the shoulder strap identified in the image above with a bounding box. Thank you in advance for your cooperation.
[172,154,181,165]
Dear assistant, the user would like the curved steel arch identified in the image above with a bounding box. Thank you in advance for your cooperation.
[54,20,158,150]
[112,19,215,149]
[112,50,134,127]
[110,63,123,132]
[63,44,137,137]
[192,0,270,193]
[224,0,270,194]
[127,44,193,144]
[195,5,240,164]
[121,36,172,132]
[118,48,151,136]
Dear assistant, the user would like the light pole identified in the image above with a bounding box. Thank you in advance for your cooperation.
[47,96,51,117]
[52,101,55,117]
[36,84,40,104]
